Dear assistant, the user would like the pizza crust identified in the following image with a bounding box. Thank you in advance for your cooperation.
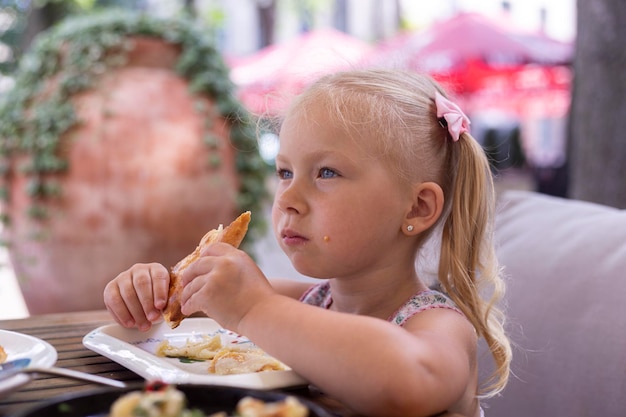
[162,211,251,328]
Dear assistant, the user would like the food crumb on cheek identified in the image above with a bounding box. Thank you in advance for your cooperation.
[323,235,330,243]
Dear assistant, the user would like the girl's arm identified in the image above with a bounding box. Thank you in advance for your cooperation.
[179,244,476,417]
[238,295,477,417]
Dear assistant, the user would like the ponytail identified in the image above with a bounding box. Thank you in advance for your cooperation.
[438,133,512,397]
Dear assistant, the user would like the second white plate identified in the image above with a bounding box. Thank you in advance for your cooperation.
[0,330,58,398]
[82,318,307,390]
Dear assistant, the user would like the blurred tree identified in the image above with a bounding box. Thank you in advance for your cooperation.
[569,0,626,208]
[0,3,28,77]
[184,0,196,15]
[0,0,143,81]
[18,1,71,52]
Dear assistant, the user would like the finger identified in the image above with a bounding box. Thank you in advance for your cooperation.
[149,264,170,311]
[104,280,134,328]
[181,255,216,286]
[181,280,209,317]
[117,273,152,331]
[180,271,207,308]
[131,269,161,324]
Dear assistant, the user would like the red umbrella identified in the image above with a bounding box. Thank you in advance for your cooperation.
[458,62,572,118]
[229,28,373,114]
[361,12,573,117]
[363,12,572,76]
[508,30,572,66]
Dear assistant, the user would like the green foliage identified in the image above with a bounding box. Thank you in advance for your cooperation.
[0,10,269,241]
[0,4,29,75]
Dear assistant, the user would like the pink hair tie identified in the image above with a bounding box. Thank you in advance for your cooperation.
[434,91,470,142]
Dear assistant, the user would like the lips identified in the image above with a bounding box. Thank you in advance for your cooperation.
[280,228,308,246]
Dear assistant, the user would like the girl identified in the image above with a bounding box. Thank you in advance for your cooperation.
[104,69,511,417]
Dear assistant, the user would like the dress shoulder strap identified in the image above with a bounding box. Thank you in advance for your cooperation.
[300,284,463,328]
[389,290,463,327]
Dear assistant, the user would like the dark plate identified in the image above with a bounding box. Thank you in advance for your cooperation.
[9,383,334,417]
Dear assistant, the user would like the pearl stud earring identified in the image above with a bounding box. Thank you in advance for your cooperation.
[407,225,414,232]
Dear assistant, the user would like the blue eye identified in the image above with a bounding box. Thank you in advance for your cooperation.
[276,169,293,180]
[319,167,338,179]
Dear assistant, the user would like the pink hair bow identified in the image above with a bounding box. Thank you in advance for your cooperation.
[435,91,470,142]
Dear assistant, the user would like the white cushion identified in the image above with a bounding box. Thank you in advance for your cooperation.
[483,190,626,416]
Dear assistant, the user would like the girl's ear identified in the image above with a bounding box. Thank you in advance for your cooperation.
[403,182,444,235]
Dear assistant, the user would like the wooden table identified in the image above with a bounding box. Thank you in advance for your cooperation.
[0,310,356,417]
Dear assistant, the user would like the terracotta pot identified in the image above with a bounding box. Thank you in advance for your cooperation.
[2,38,242,314]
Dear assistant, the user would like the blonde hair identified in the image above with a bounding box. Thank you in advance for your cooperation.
[286,69,511,397]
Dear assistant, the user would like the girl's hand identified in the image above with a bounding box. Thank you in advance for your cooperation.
[179,243,274,332]
[103,263,170,331]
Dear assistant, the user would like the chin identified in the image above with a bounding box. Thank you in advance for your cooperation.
[289,258,326,279]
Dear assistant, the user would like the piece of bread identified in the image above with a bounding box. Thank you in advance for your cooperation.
[162,211,251,329]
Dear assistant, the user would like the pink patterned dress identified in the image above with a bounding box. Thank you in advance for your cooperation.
[299,281,463,326]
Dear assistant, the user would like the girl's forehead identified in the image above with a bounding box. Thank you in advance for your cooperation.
[281,110,364,149]
[280,97,392,158]
[281,105,335,138]
[283,101,327,127]
[282,101,367,141]
[278,125,385,172]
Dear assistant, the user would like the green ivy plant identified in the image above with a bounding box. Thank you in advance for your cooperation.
[0,10,269,243]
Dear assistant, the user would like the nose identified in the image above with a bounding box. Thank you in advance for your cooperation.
[273,180,307,215]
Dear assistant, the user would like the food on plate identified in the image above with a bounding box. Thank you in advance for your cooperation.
[0,345,6,363]
[109,381,309,417]
[156,335,287,375]
[163,211,251,329]
[208,348,287,375]
[228,395,308,417]
[156,334,222,360]
[110,382,185,417]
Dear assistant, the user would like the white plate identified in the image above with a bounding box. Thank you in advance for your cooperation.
[0,330,58,398]
[83,318,307,390]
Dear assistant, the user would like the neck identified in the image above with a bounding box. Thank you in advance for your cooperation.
[328,269,428,320]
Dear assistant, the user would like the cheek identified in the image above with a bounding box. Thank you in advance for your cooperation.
[314,232,382,277]
[270,202,281,235]
[323,199,404,253]
[320,214,371,255]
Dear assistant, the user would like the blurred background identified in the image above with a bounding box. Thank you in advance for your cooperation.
[2,0,625,318]
[0,0,576,197]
